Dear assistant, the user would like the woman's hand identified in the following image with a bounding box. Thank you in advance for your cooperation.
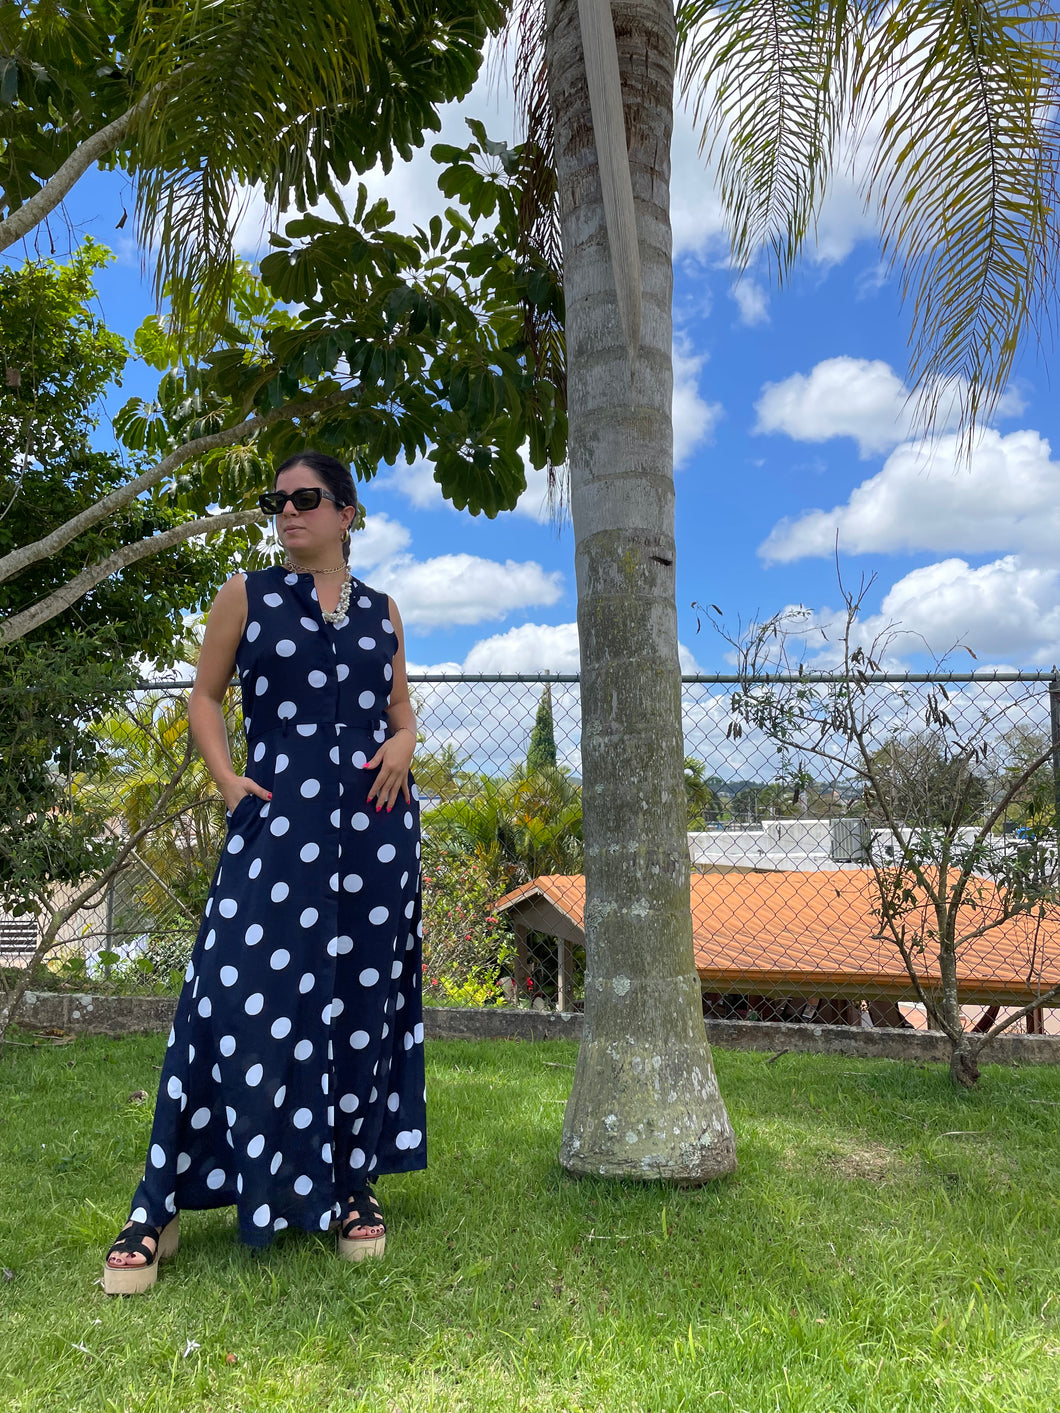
[221,775,272,814]
[364,730,415,812]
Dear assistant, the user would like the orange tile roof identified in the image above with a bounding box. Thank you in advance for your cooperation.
[495,872,1060,1001]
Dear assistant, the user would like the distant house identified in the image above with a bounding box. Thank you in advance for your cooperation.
[495,870,1060,1029]
[686,817,993,873]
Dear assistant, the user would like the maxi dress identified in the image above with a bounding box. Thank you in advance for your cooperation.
[127,566,426,1247]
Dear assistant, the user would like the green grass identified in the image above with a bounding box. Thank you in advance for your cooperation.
[2,1034,1060,1412]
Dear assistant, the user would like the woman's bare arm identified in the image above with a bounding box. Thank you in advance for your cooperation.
[366,596,417,812]
[188,575,270,812]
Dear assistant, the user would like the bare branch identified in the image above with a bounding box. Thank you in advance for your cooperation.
[0,385,358,588]
[0,509,263,646]
[982,983,1060,1042]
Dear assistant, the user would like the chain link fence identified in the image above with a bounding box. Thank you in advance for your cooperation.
[6,671,1060,1037]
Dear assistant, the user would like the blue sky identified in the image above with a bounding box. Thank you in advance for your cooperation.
[37,63,1060,678]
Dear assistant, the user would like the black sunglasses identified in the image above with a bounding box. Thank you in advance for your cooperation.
[258,487,343,514]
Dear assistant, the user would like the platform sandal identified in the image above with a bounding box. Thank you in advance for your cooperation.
[102,1216,180,1296]
[337,1188,386,1262]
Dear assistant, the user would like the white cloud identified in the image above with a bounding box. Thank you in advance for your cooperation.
[731,278,770,327]
[751,355,1022,460]
[678,640,703,673]
[346,509,564,632]
[405,622,702,779]
[673,338,722,468]
[755,357,915,456]
[373,553,563,630]
[462,622,581,674]
[425,620,702,674]
[374,456,444,511]
[350,512,412,570]
[866,557,1060,664]
[669,106,731,261]
[809,171,880,268]
[760,428,1060,564]
[786,560,1060,668]
[512,454,565,525]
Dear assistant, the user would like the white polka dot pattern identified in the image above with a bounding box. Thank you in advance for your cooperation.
[126,566,424,1250]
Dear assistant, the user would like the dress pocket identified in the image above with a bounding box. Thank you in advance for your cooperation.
[225,792,259,829]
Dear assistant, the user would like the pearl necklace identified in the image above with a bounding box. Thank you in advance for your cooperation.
[320,571,352,624]
[282,559,352,623]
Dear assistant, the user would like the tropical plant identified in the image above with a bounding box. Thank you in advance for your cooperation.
[684,756,722,827]
[0,242,242,916]
[0,1,505,327]
[84,680,244,929]
[424,765,583,893]
[0,5,563,644]
[1,142,566,644]
[408,740,476,804]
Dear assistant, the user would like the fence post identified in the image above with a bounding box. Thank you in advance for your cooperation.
[1051,673,1060,841]
[103,878,116,978]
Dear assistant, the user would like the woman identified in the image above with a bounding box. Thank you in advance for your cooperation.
[103,451,425,1294]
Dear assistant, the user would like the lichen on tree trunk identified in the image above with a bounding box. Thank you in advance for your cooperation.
[546,0,736,1181]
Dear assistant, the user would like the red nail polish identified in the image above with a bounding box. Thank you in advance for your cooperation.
[267,792,273,799]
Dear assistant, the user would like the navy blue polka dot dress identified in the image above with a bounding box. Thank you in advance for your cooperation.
[127,567,426,1246]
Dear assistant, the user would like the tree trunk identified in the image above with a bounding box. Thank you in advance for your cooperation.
[546,0,736,1181]
[949,1038,981,1089]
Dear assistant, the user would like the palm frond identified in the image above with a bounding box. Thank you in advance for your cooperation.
[504,0,561,271]
[127,0,393,334]
[677,0,857,274]
[855,0,1060,432]
[122,1,500,344]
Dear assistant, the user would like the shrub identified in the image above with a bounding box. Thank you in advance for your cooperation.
[420,842,514,1005]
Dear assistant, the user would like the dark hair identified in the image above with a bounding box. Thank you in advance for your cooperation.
[274,450,358,562]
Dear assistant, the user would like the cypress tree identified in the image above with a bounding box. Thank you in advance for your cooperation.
[527,681,558,771]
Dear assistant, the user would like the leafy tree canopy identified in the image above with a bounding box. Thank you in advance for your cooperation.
[0,0,506,331]
[865,731,990,829]
[0,241,243,911]
[115,134,565,524]
[0,239,245,659]
[2,130,566,645]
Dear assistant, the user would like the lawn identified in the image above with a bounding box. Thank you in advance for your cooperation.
[2,1033,1059,1412]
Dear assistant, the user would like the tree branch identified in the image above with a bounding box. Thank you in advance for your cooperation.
[0,509,264,646]
[0,728,196,1049]
[0,384,359,587]
[0,81,169,255]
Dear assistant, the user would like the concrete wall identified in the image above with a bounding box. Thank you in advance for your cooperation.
[14,991,1060,1066]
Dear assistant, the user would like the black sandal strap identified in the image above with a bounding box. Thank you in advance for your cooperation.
[341,1190,385,1238]
[107,1220,162,1264]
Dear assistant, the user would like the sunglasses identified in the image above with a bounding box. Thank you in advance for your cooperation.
[258,487,343,515]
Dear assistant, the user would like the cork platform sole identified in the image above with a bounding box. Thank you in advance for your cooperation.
[102,1216,180,1296]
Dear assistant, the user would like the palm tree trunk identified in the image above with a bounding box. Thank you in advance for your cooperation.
[546,0,736,1180]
